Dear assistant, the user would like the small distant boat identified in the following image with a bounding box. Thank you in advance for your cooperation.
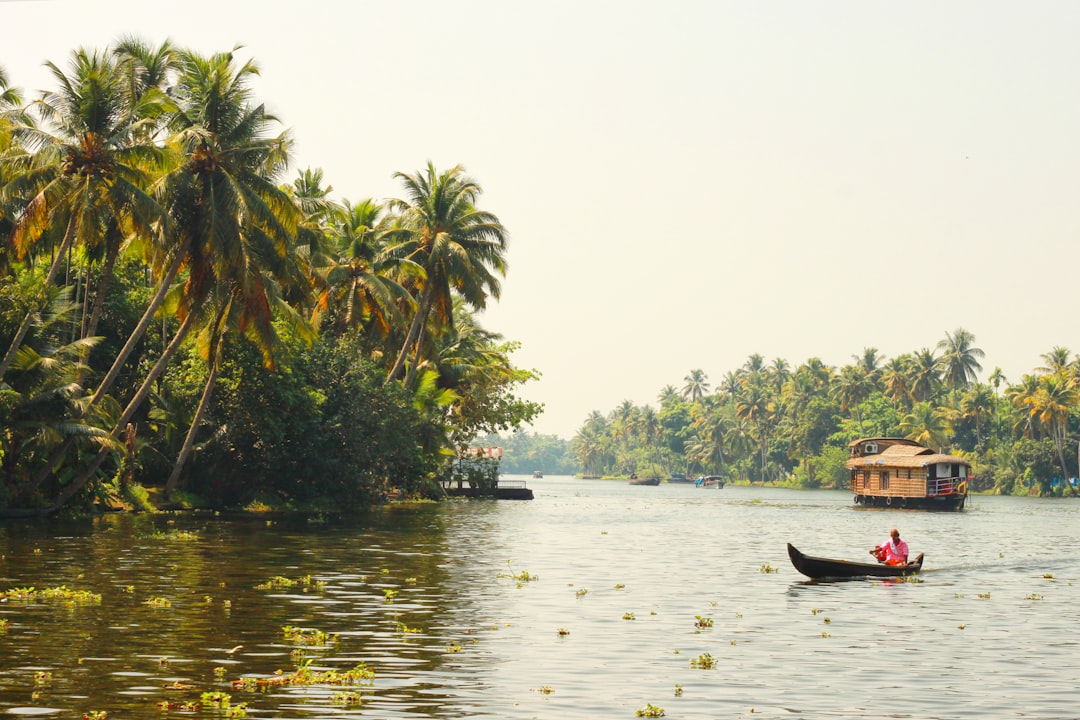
[667,473,691,483]
[532,470,543,478]
[787,543,924,580]
[629,477,660,486]
[694,475,724,488]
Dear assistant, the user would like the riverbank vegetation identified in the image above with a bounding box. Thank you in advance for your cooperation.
[0,40,540,515]
[572,330,1080,496]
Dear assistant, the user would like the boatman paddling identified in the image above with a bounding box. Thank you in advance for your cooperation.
[870,528,909,566]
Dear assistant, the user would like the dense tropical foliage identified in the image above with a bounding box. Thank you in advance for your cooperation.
[572,333,1080,497]
[0,42,541,515]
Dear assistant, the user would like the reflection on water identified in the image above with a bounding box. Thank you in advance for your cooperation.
[0,478,1078,718]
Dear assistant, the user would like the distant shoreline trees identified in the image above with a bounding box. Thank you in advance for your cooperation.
[572,332,1080,497]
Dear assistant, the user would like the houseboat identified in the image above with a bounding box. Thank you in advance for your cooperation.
[847,437,970,511]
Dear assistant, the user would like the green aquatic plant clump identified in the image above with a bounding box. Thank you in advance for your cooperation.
[1,586,102,604]
[690,652,718,669]
[636,703,665,717]
[282,626,338,645]
[256,575,326,591]
[231,663,375,692]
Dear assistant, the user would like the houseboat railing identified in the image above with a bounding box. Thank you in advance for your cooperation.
[928,476,966,496]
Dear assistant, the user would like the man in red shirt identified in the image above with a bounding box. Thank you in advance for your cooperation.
[870,528,910,566]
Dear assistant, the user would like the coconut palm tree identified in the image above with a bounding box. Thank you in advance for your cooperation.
[53,47,307,508]
[959,383,996,452]
[384,162,508,386]
[1,47,167,381]
[880,355,915,409]
[937,328,984,391]
[1006,374,1042,439]
[157,47,307,493]
[656,385,679,406]
[1024,374,1078,490]
[909,348,941,402]
[900,401,951,452]
[735,376,776,482]
[832,365,873,430]
[852,347,882,384]
[681,369,709,403]
[319,198,414,341]
[1037,347,1073,377]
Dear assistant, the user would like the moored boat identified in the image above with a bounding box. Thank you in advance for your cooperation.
[787,543,923,580]
[847,437,970,511]
[629,477,661,486]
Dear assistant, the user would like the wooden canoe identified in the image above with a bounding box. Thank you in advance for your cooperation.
[787,543,924,580]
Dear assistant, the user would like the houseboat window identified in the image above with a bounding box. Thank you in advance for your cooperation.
[881,472,890,490]
[862,470,870,487]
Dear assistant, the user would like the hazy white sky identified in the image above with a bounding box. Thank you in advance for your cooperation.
[5,1,1080,439]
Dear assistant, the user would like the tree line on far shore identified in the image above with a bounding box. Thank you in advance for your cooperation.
[569,329,1080,496]
[0,40,541,515]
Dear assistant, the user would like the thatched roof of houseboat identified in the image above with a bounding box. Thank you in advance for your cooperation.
[847,446,970,469]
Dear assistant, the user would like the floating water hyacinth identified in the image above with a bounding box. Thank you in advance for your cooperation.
[636,702,665,717]
[282,626,338,645]
[329,691,363,705]
[690,653,718,669]
[1,586,102,604]
[255,575,325,591]
[230,663,374,691]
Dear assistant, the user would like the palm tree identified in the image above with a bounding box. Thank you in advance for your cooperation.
[735,376,775,482]
[0,287,114,495]
[909,348,941,402]
[832,365,873,431]
[54,47,306,507]
[900,401,951,452]
[853,347,882,384]
[937,328,984,391]
[319,198,413,341]
[768,358,791,392]
[988,367,1006,394]
[1024,374,1078,490]
[159,47,307,493]
[681,369,709,403]
[1,47,167,381]
[384,162,508,386]
[718,371,742,399]
[959,384,996,451]
[880,355,915,409]
[1006,374,1041,439]
[656,385,679,406]
[1037,347,1073,376]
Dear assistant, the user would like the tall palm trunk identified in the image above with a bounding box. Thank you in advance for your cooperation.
[0,214,78,381]
[22,245,189,493]
[387,283,433,383]
[89,239,189,406]
[164,347,220,494]
[26,311,197,512]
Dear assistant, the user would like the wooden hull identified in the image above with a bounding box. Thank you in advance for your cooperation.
[629,478,660,486]
[853,493,965,511]
[787,543,924,580]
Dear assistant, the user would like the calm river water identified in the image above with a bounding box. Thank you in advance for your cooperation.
[0,477,1077,719]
